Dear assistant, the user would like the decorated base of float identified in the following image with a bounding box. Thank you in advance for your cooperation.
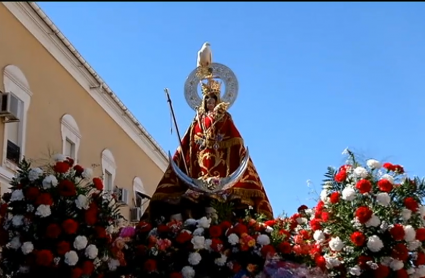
[1,43,425,278]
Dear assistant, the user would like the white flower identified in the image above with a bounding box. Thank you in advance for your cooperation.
[75,195,89,210]
[42,175,58,189]
[85,244,99,259]
[407,268,415,275]
[184,218,197,226]
[408,240,422,251]
[35,205,51,218]
[228,233,239,245]
[108,258,120,271]
[367,159,381,170]
[196,217,211,228]
[367,235,384,252]
[381,174,394,184]
[204,239,212,251]
[376,193,391,207]
[53,154,67,162]
[21,242,34,255]
[64,250,79,266]
[296,217,308,224]
[416,266,425,276]
[82,168,93,179]
[419,206,425,218]
[193,227,204,236]
[73,235,88,250]
[28,168,43,182]
[257,234,270,246]
[188,252,202,265]
[265,226,273,233]
[349,265,362,276]
[365,214,381,228]
[215,254,227,266]
[182,266,195,278]
[320,189,329,202]
[390,259,404,271]
[354,167,368,179]
[191,236,205,250]
[404,225,416,242]
[342,187,356,201]
[10,189,24,202]
[314,230,326,243]
[329,237,344,252]
[380,256,392,266]
[402,208,412,221]
[9,236,21,249]
[12,215,24,226]
[324,254,341,269]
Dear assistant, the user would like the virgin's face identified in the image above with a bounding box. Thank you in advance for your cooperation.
[206,98,216,112]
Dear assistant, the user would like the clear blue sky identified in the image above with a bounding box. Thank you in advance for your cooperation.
[37,2,425,216]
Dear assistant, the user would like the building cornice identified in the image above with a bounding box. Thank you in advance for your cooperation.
[2,2,169,172]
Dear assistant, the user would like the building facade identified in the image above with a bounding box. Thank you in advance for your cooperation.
[0,2,168,222]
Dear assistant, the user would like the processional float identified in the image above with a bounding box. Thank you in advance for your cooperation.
[164,42,250,195]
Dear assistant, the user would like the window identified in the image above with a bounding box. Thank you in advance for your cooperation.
[60,114,81,161]
[133,177,149,213]
[101,149,116,193]
[2,65,32,169]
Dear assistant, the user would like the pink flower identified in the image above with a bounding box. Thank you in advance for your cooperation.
[119,227,136,238]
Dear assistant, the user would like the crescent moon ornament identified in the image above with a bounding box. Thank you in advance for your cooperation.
[184,63,239,111]
[169,147,250,194]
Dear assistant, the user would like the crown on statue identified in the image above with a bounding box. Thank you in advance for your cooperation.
[201,79,221,97]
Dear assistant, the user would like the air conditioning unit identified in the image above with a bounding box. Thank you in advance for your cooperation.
[0,92,22,123]
[130,207,142,222]
[116,187,129,204]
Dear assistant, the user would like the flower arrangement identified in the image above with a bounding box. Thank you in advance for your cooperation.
[310,149,425,278]
[117,205,327,278]
[0,155,125,278]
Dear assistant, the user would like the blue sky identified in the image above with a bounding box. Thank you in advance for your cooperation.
[37,2,425,216]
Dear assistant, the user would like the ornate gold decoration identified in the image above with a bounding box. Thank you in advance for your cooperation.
[201,79,222,98]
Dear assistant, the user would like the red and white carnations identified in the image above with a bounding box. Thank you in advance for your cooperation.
[0,154,125,278]
[310,149,425,278]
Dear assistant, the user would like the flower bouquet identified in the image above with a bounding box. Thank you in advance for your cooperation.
[0,155,125,278]
[311,149,425,278]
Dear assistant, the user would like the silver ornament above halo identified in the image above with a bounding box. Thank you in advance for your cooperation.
[184,62,239,111]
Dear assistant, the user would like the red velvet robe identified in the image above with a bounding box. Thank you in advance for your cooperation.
[144,111,274,220]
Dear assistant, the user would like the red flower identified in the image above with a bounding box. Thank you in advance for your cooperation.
[416,228,425,241]
[25,186,40,200]
[264,220,276,227]
[414,252,425,266]
[356,179,372,194]
[58,180,77,197]
[85,210,97,226]
[383,163,404,173]
[66,157,75,167]
[209,225,222,238]
[57,241,71,255]
[210,238,223,252]
[54,161,71,173]
[396,269,409,278]
[95,226,107,238]
[36,249,54,266]
[350,231,366,246]
[335,170,347,183]
[329,192,340,204]
[220,221,232,232]
[170,272,183,278]
[358,255,373,269]
[0,203,8,217]
[93,177,103,191]
[36,193,53,206]
[71,268,83,278]
[391,243,409,261]
[277,241,292,254]
[390,224,405,241]
[62,219,79,234]
[144,259,157,273]
[374,264,390,278]
[299,230,311,240]
[157,224,169,233]
[377,179,393,192]
[355,206,373,223]
[310,218,322,231]
[321,212,330,222]
[404,197,419,212]
[82,261,95,275]
[315,255,326,271]
[175,231,192,244]
[261,244,276,258]
[233,223,248,235]
[46,223,61,238]
[73,165,84,175]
